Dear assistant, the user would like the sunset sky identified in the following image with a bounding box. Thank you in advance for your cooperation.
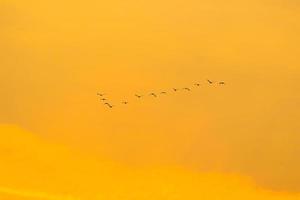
[1,0,300,199]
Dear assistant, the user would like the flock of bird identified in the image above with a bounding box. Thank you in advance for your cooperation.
[97,79,225,108]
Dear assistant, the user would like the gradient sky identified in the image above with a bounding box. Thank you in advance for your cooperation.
[1,0,300,199]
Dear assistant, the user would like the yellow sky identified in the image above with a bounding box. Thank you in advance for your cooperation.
[1,0,300,198]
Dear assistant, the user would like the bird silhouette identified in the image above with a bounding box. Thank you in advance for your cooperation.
[207,79,213,84]
[97,93,105,96]
[135,94,143,98]
[97,79,226,107]
[104,102,113,108]
[150,93,157,97]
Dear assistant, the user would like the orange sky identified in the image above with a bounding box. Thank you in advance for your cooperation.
[1,0,300,199]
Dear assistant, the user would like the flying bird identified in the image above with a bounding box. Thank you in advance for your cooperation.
[219,81,225,85]
[135,94,143,98]
[150,93,157,97]
[97,93,105,96]
[207,79,213,84]
[122,101,129,104]
[104,102,113,108]
[173,88,179,92]
[194,83,200,86]
[100,98,107,101]
[183,87,191,91]
[160,91,167,94]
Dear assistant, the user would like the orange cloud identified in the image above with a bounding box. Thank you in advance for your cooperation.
[1,125,299,200]
[0,186,79,200]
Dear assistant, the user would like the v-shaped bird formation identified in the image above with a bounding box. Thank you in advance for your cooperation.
[97,79,226,109]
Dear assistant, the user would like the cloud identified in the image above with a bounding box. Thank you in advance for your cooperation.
[0,186,79,200]
[1,124,300,200]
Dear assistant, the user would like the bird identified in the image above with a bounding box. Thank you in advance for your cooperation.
[104,102,113,108]
[207,79,213,84]
[100,98,107,101]
[97,93,105,96]
[122,101,129,104]
[194,83,200,86]
[173,88,179,92]
[150,93,157,97]
[135,94,143,98]
[219,81,225,85]
[160,91,167,94]
[183,87,191,91]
